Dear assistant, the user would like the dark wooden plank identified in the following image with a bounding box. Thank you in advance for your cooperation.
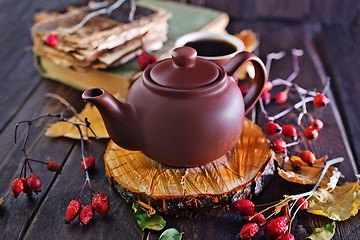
[314,25,360,170]
[310,0,360,25]
[0,0,87,132]
[0,80,84,239]
[23,141,144,240]
[255,0,311,21]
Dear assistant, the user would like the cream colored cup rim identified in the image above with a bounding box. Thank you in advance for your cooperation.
[174,32,245,60]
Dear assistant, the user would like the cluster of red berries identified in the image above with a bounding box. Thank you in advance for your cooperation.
[266,122,297,140]
[304,118,324,141]
[44,34,59,47]
[65,192,109,225]
[233,199,294,240]
[11,161,61,197]
[233,197,309,239]
[266,122,297,153]
[137,51,157,69]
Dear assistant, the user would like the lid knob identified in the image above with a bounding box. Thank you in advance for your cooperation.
[172,47,197,67]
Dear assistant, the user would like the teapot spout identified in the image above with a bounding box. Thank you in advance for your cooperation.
[82,88,143,151]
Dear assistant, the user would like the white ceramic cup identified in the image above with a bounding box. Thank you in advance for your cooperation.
[175,32,245,66]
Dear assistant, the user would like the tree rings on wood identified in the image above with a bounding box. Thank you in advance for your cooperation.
[104,118,274,214]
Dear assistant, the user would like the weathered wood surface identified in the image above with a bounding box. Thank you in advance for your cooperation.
[0,0,360,239]
[172,0,360,26]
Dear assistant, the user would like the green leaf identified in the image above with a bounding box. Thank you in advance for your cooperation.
[159,228,183,240]
[306,222,336,240]
[132,203,166,231]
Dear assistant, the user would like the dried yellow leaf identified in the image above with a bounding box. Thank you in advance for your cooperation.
[234,29,259,52]
[276,155,342,189]
[45,103,109,139]
[308,181,360,221]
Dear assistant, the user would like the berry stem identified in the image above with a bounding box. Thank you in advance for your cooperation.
[267,97,314,121]
[259,98,269,118]
[285,140,300,148]
[26,159,33,173]
[77,179,88,201]
[19,160,25,179]
[27,158,48,165]
[321,77,331,95]
[74,124,94,195]
[286,49,303,83]
[265,51,286,74]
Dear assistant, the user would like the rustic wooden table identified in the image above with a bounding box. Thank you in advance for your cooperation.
[1,0,359,239]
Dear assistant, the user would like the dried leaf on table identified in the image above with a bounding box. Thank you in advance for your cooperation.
[45,103,109,139]
[308,181,360,221]
[275,154,342,190]
[306,222,335,240]
[234,29,259,52]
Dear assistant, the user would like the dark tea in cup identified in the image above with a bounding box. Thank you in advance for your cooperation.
[175,32,244,66]
[184,39,237,57]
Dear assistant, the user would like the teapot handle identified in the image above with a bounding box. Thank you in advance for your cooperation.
[224,52,267,114]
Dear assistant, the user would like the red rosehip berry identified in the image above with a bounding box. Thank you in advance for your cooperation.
[299,150,316,166]
[264,216,288,240]
[79,205,94,225]
[272,139,287,153]
[261,91,271,104]
[81,156,95,170]
[138,52,157,69]
[264,81,273,92]
[311,119,323,130]
[275,91,288,104]
[243,212,266,226]
[92,193,110,216]
[294,197,309,210]
[21,177,33,195]
[239,85,249,95]
[232,199,255,215]
[266,122,282,136]
[313,94,328,108]
[138,52,149,69]
[11,178,24,197]
[282,125,297,140]
[304,127,319,140]
[148,54,157,64]
[65,200,81,224]
[28,172,42,192]
[279,233,295,240]
[47,161,61,173]
[239,223,259,240]
[44,34,59,47]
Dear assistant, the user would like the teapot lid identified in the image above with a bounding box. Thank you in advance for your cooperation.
[149,47,219,89]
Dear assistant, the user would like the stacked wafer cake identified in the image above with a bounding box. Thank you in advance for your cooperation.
[32,1,170,71]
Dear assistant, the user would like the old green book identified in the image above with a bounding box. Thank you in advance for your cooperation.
[35,0,229,98]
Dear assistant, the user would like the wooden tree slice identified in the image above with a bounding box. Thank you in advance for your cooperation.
[104,118,274,214]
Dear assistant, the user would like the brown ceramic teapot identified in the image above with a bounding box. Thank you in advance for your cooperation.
[82,47,267,167]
